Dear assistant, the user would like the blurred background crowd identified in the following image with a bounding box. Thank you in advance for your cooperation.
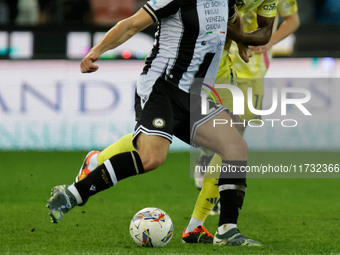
[0,0,339,26]
[0,0,339,59]
[0,0,139,25]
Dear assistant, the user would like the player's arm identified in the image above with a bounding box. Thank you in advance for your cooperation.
[81,8,154,73]
[228,14,275,46]
[227,11,252,63]
[250,11,300,53]
[268,11,300,47]
[261,0,300,50]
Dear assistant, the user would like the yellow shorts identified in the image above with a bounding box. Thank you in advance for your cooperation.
[213,79,264,122]
[214,47,266,122]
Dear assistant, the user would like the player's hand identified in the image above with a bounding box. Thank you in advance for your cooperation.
[249,44,270,55]
[237,42,252,63]
[80,50,100,73]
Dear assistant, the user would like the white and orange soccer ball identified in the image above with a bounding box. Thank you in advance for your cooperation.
[129,207,173,248]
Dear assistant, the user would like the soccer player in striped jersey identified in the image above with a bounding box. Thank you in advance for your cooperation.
[68,0,298,245]
[47,0,264,247]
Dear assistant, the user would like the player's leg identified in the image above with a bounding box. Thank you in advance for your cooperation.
[203,153,222,216]
[183,153,222,234]
[192,172,220,223]
[72,133,170,201]
[186,45,265,245]
[47,134,170,223]
[182,174,219,243]
[193,110,261,246]
[47,78,174,223]
[193,86,245,227]
[190,77,264,221]
[194,54,234,189]
[183,82,243,243]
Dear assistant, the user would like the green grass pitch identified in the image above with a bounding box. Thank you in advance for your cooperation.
[0,151,339,254]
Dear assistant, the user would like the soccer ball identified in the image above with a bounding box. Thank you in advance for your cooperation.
[129,207,173,247]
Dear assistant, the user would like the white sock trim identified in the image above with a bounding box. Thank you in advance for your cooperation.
[68,184,83,205]
[219,184,247,193]
[104,160,118,185]
[218,224,237,235]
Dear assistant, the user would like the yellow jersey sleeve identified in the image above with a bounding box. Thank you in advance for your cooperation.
[277,0,298,17]
[257,0,279,18]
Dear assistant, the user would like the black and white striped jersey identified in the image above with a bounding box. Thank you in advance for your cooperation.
[137,0,234,95]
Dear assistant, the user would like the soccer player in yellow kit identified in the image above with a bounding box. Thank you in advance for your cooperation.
[182,0,300,244]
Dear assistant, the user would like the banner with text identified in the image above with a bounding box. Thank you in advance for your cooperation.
[0,59,339,151]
